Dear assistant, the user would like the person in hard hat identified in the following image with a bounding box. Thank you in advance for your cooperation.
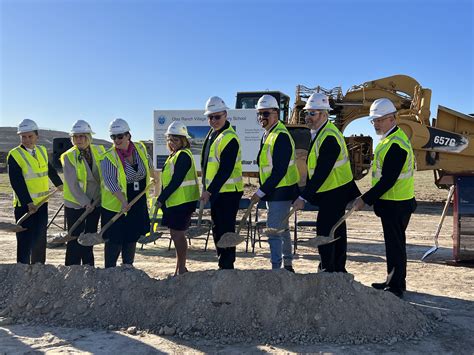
[353,98,416,298]
[200,96,243,269]
[100,118,152,268]
[156,122,199,275]
[7,119,63,264]
[60,120,105,266]
[293,93,360,273]
[251,94,300,272]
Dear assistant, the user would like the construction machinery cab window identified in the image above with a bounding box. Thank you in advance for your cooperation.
[236,91,290,123]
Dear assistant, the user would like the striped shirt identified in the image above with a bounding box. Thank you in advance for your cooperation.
[101,149,152,193]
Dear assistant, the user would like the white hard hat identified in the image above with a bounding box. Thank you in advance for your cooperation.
[204,96,229,116]
[17,119,39,134]
[109,118,131,134]
[70,120,95,135]
[256,94,279,110]
[165,121,191,138]
[304,93,332,111]
[369,98,397,120]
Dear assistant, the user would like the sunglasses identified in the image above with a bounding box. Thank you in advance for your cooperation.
[305,111,325,117]
[208,113,225,121]
[110,133,125,140]
[370,115,392,125]
[257,111,274,118]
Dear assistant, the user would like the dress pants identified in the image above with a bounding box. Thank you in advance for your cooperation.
[211,191,243,269]
[14,203,48,264]
[65,206,100,266]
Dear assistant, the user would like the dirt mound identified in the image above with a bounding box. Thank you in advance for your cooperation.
[0,264,435,344]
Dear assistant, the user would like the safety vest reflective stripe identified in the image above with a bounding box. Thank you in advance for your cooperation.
[162,149,199,208]
[8,145,50,206]
[258,121,300,188]
[372,136,414,180]
[61,144,105,205]
[204,126,243,193]
[307,121,353,192]
[371,128,415,201]
[100,142,150,212]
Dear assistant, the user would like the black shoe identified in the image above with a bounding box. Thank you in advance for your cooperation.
[284,265,295,273]
[384,286,404,298]
[371,282,387,290]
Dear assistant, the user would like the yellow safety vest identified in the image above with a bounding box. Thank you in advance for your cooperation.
[258,121,300,188]
[60,144,106,205]
[372,128,415,201]
[100,142,150,212]
[204,125,243,192]
[8,145,50,206]
[161,149,199,208]
[307,120,353,192]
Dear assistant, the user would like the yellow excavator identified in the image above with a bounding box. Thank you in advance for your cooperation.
[236,74,474,261]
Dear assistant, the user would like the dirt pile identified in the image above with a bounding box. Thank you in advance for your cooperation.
[0,264,435,344]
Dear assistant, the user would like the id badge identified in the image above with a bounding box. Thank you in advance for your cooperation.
[134,181,139,191]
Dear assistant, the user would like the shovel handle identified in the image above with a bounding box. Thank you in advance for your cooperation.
[236,200,257,234]
[433,185,455,247]
[16,188,59,226]
[101,183,153,236]
[329,205,356,239]
[67,199,100,237]
[197,199,205,227]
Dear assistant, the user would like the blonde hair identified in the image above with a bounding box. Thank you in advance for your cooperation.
[166,135,190,152]
[71,133,93,147]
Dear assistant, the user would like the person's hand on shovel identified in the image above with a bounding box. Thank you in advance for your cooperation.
[27,202,38,215]
[250,193,260,204]
[292,197,305,211]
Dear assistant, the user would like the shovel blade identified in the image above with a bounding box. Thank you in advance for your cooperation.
[186,226,209,238]
[0,222,27,233]
[421,245,438,261]
[137,232,163,244]
[47,232,70,244]
[217,232,244,248]
[78,233,104,246]
[307,236,340,247]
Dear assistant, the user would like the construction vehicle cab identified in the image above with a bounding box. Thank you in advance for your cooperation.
[235,91,290,123]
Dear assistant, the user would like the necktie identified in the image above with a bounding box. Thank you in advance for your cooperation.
[31,149,37,159]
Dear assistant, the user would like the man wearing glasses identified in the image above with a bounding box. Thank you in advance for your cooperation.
[252,94,300,272]
[201,96,243,269]
[293,93,360,273]
[353,98,416,298]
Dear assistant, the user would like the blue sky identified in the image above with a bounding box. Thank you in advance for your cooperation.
[1,0,473,142]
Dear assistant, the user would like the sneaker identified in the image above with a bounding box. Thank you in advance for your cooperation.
[371,282,387,290]
[284,265,295,273]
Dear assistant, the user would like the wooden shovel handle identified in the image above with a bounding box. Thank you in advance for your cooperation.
[101,183,152,235]
[17,188,59,226]
[197,199,205,226]
[67,199,100,237]
[236,200,257,234]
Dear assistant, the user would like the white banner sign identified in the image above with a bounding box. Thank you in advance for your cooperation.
[153,109,262,172]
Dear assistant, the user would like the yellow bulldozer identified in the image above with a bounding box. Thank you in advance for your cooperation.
[236,74,474,261]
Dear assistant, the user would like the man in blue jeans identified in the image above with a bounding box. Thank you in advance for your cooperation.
[251,95,300,272]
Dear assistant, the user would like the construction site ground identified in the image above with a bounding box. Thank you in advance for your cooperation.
[0,171,473,354]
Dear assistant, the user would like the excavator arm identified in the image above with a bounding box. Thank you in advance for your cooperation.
[291,75,474,185]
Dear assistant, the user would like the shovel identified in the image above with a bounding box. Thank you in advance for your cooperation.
[217,200,257,248]
[259,207,297,238]
[48,199,100,244]
[307,205,356,247]
[185,200,209,238]
[137,197,165,244]
[78,183,152,246]
[0,189,59,233]
[421,185,455,261]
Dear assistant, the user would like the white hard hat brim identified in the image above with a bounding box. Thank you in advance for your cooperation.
[164,132,191,139]
[368,110,397,120]
[203,107,229,116]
